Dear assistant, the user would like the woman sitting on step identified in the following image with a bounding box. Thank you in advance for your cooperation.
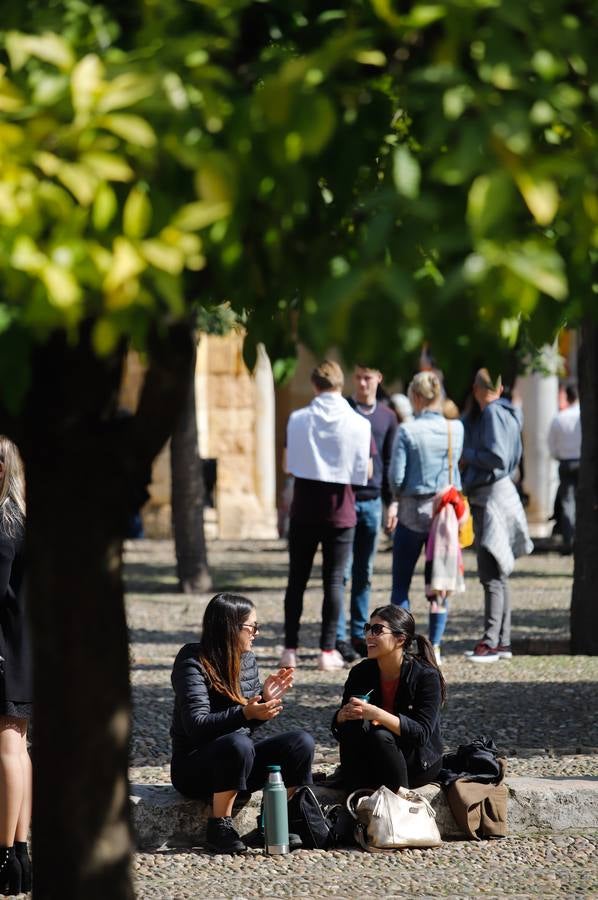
[332,605,445,793]
[170,592,314,854]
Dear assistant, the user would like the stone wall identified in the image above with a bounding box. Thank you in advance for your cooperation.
[119,332,277,540]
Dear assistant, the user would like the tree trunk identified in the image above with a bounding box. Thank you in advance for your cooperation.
[1,323,195,898]
[170,339,212,594]
[570,318,598,654]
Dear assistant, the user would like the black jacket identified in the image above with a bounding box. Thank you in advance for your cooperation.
[0,520,31,703]
[332,656,443,775]
[170,643,263,756]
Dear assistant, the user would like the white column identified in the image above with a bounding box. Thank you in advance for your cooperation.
[253,343,277,515]
[518,371,559,533]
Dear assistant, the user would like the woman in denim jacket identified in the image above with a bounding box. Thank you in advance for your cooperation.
[388,372,464,663]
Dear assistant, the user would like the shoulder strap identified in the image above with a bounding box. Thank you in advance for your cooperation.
[447,420,453,481]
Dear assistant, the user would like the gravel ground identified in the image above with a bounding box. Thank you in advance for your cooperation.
[126,538,598,898]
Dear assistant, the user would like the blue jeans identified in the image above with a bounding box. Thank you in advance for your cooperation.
[390,522,449,647]
[337,497,382,642]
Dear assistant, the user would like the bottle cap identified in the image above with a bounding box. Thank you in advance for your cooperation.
[266,764,281,772]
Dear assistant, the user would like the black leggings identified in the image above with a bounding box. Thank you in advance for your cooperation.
[338,722,442,793]
[284,520,355,650]
[171,729,315,798]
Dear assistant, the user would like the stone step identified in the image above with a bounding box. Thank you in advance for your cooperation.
[130,776,598,851]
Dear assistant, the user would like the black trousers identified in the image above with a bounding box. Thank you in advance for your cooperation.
[338,722,442,793]
[171,729,315,798]
[284,519,355,650]
[558,459,579,547]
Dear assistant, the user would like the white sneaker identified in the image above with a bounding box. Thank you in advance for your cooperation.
[433,645,442,666]
[279,648,298,668]
[318,649,346,671]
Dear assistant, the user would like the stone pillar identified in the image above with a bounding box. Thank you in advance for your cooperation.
[519,372,559,534]
[253,343,277,515]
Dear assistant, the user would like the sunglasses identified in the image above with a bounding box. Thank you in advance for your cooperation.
[240,623,260,635]
[363,623,396,637]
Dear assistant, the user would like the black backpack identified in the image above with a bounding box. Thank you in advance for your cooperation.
[287,786,355,850]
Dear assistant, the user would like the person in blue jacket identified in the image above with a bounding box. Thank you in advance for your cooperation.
[170,593,314,854]
[461,370,532,662]
[389,371,464,663]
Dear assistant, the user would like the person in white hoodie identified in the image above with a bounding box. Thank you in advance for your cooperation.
[281,360,372,671]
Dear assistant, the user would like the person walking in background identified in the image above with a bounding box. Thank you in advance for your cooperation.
[0,438,32,894]
[388,372,464,664]
[280,361,372,671]
[462,369,533,662]
[335,365,398,663]
[170,592,314,854]
[548,384,581,555]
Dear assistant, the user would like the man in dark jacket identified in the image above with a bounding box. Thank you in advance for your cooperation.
[336,365,397,661]
[462,370,532,662]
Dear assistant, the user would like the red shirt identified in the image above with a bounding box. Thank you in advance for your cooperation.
[380,677,400,714]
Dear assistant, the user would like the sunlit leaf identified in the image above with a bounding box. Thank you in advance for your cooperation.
[171,201,230,231]
[11,235,46,273]
[515,173,559,226]
[140,240,185,274]
[6,31,74,72]
[96,73,156,113]
[92,183,118,231]
[99,114,156,148]
[80,153,134,182]
[393,146,421,199]
[56,162,98,206]
[41,262,82,308]
[71,54,104,113]
[123,185,152,239]
[104,237,146,292]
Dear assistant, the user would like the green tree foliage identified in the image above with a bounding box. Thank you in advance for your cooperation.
[2,2,595,399]
[301,1,597,393]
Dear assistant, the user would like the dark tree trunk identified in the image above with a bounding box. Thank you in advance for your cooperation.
[170,338,212,594]
[1,323,195,899]
[571,318,598,654]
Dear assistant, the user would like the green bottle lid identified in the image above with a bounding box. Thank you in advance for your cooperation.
[267,764,281,772]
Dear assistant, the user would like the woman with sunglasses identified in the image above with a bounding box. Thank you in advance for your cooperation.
[170,592,315,854]
[332,605,445,793]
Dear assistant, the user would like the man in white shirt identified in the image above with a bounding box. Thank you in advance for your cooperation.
[281,360,372,671]
[548,384,581,555]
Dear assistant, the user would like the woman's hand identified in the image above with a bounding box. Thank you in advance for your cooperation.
[262,668,294,702]
[243,695,283,721]
[338,697,379,723]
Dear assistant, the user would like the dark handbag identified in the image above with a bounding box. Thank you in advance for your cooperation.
[287,786,349,850]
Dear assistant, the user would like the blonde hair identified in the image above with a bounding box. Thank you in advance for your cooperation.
[408,371,441,407]
[0,436,25,539]
[311,360,344,392]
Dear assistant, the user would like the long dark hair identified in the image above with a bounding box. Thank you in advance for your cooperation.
[198,592,255,704]
[370,605,447,703]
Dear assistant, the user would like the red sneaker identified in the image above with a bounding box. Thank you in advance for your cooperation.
[465,641,499,663]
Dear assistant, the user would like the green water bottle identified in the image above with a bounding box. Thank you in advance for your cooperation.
[263,765,289,855]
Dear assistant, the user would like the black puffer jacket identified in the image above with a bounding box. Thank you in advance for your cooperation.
[170,643,262,756]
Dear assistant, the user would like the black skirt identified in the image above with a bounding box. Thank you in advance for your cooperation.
[0,663,31,721]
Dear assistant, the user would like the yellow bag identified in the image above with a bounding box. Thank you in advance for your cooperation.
[448,422,474,549]
[459,497,474,549]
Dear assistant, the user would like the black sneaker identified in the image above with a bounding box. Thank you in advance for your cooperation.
[205,816,247,854]
[335,640,360,663]
[350,637,368,658]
